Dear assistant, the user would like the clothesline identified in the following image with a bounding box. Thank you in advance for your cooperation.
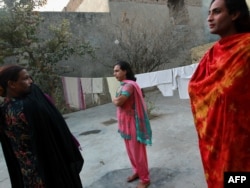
[61,63,198,110]
[136,63,198,99]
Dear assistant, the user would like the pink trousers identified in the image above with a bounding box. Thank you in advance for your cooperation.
[124,136,150,183]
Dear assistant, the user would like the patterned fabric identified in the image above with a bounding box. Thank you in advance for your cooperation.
[0,84,83,188]
[188,33,250,188]
[2,97,45,187]
[116,80,152,145]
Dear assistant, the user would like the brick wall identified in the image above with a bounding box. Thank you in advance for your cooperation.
[38,0,210,78]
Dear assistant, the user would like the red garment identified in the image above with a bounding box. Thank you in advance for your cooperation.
[124,118,150,184]
[188,33,250,188]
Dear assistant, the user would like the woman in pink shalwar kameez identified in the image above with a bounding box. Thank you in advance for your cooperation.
[112,61,152,188]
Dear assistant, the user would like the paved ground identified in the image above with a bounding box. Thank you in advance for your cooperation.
[0,89,207,188]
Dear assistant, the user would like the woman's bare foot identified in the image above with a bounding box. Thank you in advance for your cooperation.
[127,173,139,182]
[136,181,150,188]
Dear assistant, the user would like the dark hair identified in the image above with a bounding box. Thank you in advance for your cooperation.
[114,61,137,81]
[210,0,250,33]
[0,65,25,91]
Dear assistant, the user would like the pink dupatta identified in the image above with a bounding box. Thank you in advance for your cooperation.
[123,80,152,145]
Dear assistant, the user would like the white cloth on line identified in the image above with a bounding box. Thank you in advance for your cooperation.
[176,77,190,99]
[80,78,92,94]
[136,69,173,89]
[61,77,85,110]
[106,77,120,100]
[172,63,198,99]
[157,83,174,97]
[135,72,152,88]
[150,69,172,85]
[92,78,103,93]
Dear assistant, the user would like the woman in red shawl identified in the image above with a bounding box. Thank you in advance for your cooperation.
[188,0,250,188]
[112,61,152,188]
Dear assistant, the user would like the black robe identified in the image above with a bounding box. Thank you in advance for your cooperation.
[0,84,84,188]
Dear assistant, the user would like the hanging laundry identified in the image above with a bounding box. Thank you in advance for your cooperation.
[62,77,85,110]
[172,63,198,99]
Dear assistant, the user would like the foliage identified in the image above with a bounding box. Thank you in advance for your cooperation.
[1,0,47,8]
[0,0,96,113]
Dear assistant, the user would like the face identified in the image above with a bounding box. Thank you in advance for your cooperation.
[207,0,238,38]
[8,69,33,97]
[113,65,127,82]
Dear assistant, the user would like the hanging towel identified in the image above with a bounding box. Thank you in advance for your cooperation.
[135,72,152,88]
[92,78,103,93]
[80,78,92,94]
[106,77,120,100]
[136,69,173,89]
[172,63,198,99]
[157,83,174,97]
[62,77,85,110]
[150,69,172,85]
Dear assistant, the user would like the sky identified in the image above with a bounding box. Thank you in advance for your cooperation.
[36,0,109,12]
[2,0,250,12]
[35,0,250,12]
[35,0,69,11]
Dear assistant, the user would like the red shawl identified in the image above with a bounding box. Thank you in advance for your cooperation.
[188,33,250,188]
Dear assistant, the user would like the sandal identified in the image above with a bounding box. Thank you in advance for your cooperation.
[127,173,139,182]
[136,181,150,188]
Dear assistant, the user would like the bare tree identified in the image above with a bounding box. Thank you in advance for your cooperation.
[106,18,183,74]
